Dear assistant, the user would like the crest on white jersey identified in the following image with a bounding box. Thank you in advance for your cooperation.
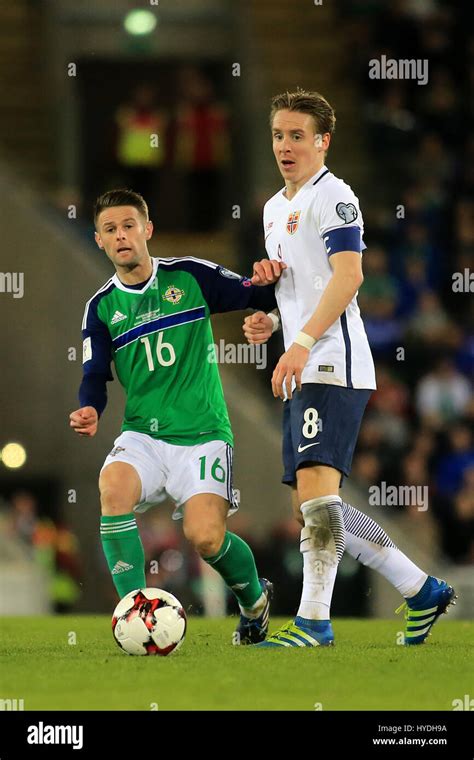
[286,210,301,234]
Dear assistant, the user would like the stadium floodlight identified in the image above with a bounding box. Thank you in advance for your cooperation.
[123,10,158,36]
[1,442,27,469]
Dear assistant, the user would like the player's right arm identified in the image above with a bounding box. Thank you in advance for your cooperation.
[70,297,114,438]
[243,201,285,343]
[243,257,284,344]
[69,406,99,437]
[243,308,280,344]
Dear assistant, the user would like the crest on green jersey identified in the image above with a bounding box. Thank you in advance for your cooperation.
[162,285,185,304]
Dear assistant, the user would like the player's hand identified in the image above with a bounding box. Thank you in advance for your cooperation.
[271,344,310,400]
[251,259,287,285]
[69,406,98,437]
[243,311,273,345]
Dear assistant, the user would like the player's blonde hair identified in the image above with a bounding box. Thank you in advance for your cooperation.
[270,88,336,136]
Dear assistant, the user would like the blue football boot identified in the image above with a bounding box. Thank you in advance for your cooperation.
[396,576,457,645]
[256,617,334,648]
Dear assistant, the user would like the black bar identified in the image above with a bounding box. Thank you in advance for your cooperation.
[0,710,472,757]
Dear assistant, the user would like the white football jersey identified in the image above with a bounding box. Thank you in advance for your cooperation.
[264,166,376,389]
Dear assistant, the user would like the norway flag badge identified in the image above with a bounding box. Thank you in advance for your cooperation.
[286,210,301,234]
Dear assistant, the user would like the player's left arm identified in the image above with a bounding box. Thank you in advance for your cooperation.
[185,260,281,314]
[272,251,364,400]
[212,267,280,314]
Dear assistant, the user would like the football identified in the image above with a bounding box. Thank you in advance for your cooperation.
[112,588,187,656]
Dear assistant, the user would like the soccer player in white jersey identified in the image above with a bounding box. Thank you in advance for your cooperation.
[244,89,456,647]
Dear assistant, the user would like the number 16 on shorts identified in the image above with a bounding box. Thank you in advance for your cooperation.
[195,441,239,510]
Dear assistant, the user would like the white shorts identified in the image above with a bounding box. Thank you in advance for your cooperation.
[100,431,239,520]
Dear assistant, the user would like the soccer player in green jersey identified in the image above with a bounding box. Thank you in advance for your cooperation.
[69,188,283,644]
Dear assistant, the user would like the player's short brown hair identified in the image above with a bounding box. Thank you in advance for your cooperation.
[270,88,336,136]
[93,188,149,227]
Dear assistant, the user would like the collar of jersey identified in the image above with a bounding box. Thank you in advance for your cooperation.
[112,256,158,294]
[282,165,330,202]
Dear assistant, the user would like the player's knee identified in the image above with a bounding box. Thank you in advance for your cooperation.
[185,524,225,558]
[296,465,341,504]
[99,478,135,516]
[99,464,141,515]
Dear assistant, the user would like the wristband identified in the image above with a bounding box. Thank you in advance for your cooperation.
[267,312,280,333]
[294,331,316,350]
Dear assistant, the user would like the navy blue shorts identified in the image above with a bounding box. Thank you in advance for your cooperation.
[282,384,372,485]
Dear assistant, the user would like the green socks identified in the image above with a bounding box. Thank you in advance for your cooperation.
[203,531,262,608]
[101,517,262,610]
[100,513,146,598]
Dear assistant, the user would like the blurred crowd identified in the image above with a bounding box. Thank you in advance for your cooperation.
[53,65,231,236]
[345,0,474,564]
[113,66,230,231]
[242,1,473,571]
[0,489,82,612]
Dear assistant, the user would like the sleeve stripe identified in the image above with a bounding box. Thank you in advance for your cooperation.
[340,311,353,388]
[82,278,114,329]
[158,256,218,270]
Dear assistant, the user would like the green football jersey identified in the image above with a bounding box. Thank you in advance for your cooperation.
[80,256,276,446]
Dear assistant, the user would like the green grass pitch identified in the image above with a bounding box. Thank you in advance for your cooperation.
[1,616,472,711]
